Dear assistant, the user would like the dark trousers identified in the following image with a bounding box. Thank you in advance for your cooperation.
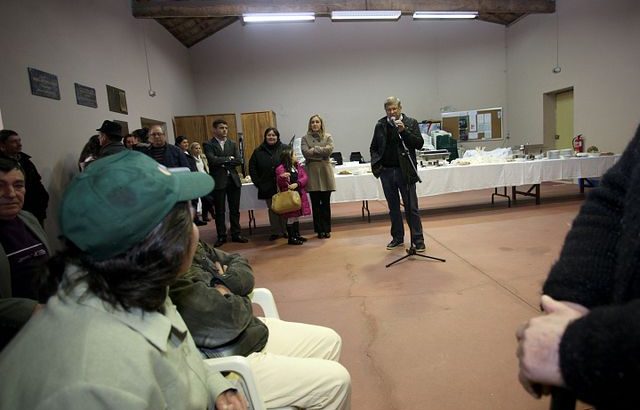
[309,191,332,233]
[265,198,287,236]
[213,178,241,238]
[379,167,424,245]
[201,193,215,219]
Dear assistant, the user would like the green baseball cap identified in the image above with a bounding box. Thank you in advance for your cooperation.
[60,150,214,261]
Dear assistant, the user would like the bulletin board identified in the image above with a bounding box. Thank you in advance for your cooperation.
[441,107,502,141]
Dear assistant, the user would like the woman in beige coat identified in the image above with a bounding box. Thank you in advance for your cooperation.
[301,114,336,238]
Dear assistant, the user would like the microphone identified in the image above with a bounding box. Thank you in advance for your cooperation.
[389,116,398,128]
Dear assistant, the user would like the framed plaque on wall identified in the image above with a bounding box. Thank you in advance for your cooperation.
[106,84,128,114]
[75,83,97,108]
[28,67,60,100]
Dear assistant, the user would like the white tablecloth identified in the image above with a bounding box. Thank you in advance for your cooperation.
[240,156,619,211]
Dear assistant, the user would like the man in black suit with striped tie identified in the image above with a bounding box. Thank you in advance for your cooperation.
[203,119,248,247]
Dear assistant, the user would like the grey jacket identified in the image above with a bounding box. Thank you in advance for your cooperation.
[0,271,232,409]
[0,210,50,333]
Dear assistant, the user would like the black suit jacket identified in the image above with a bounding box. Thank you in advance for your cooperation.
[203,138,243,190]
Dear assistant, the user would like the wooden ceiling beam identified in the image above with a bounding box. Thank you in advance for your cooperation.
[132,0,555,19]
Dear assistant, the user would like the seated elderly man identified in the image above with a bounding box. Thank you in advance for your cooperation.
[170,240,351,410]
[0,158,50,350]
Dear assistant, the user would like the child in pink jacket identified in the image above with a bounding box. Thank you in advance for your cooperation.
[275,147,311,245]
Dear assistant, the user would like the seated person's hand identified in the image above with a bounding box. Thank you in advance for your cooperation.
[288,183,298,190]
[281,172,290,178]
[215,389,248,410]
[515,295,588,398]
[214,261,227,274]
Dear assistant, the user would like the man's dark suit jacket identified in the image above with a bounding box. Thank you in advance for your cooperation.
[203,138,243,190]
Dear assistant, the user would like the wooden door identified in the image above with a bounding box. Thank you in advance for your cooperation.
[554,90,574,150]
[173,115,208,146]
[241,111,277,168]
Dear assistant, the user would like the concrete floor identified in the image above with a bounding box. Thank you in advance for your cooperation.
[199,182,593,410]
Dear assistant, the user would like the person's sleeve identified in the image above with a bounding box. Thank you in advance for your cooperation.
[33,384,151,410]
[312,135,334,157]
[206,371,237,406]
[208,246,255,296]
[204,142,227,168]
[543,125,640,307]
[0,297,37,329]
[231,142,243,166]
[177,149,190,168]
[402,119,424,150]
[558,300,640,408]
[370,124,383,176]
[297,165,309,189]
[275,166,289,191]
[170,272,254,348]
[300,135,313,160]
[248,152,258,182]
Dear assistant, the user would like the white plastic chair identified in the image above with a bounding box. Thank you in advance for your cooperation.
[205,288,293,410]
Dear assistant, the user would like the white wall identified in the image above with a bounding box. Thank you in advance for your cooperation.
[3,0,639,243]
[190,17,507,156]
[507,0,640,153]
[0,0,197,242]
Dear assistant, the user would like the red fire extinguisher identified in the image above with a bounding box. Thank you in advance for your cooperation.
[572,134,584,152]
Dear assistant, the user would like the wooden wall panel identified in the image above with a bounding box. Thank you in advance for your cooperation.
[240,111,277,168]
[173,115,208,145]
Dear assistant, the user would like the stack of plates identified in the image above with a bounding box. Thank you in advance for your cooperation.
[559,148,574,158]
[547,150,560,159]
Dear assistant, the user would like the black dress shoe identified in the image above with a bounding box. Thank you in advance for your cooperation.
[323,232,331,238]
[214,238,227,247]
[231,235,249,243]
[317,232,324,239]
[288,237,303,245]
[268,234,280,241]
[194,218,207,226]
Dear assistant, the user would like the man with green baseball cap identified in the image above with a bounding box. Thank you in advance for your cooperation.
[0,150,249,410]
[60,149,214,260]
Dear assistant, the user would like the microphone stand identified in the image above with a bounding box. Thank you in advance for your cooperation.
[386,123,446,268]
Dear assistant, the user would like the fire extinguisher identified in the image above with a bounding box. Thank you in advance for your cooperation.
[572,134,584,153]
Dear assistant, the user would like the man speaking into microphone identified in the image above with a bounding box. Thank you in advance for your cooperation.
[370,96,426,252]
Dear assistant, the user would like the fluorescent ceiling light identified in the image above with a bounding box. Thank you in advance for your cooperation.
[413,11,478,19]
[331,10,401,20]
[242,12,315,23]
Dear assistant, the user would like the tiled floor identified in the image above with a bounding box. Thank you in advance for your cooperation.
[199,182,592,410]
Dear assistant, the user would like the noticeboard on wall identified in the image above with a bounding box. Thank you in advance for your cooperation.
[441,107,502,141]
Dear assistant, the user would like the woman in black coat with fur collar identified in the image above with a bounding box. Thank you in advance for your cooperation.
[249,127,286,241]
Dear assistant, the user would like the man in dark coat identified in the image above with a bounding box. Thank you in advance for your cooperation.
[140,125,190,169]
[369,96,425,252]
[516,123,640,409]
[0,130,49,225]
[204,119,248,247]
[0,158,50,350]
